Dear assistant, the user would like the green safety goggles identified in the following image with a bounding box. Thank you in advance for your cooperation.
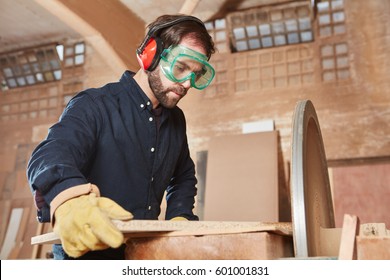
[160,45,215,90]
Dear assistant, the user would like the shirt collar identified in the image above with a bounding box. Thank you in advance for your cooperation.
[120,71,153,112]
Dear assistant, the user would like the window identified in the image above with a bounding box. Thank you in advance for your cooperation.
[317,0,346,37]
[62,42,86,67]
[0,44,62,90]
[227,3,314,53]
[1,41,86,91]
[320,42,350,81]
[205,18,228,53]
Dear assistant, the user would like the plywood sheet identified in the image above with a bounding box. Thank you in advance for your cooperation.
[331,163,390,227]
[204,131,278,221]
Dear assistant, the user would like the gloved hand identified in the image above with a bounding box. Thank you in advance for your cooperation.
[170,216,188,221]
[53,193,133,258]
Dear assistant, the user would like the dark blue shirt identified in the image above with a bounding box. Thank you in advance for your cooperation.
[27,71,198,223]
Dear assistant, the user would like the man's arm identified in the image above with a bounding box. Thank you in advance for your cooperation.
[27,92,100,222]
[165,134,198,220]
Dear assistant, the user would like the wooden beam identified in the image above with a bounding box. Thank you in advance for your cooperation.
[34,0,145,75]
[179,0,201,15]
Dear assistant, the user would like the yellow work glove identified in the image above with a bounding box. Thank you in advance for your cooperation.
[170,217,188,221]
[53,193,133,258]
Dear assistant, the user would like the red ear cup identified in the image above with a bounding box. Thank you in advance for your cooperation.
[136,37,163,71]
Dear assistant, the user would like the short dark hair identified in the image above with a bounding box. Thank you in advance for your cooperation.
[146,14,215,59]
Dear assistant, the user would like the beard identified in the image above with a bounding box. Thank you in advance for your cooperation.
[147,68,187,109]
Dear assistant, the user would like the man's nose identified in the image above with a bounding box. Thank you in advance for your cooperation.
[180,78,192,89]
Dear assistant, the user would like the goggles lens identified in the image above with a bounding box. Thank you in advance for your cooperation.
[160,45,215,90]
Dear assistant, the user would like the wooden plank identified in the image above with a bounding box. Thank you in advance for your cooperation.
[319,227,342,257]
[0,208,23,259]
[31,223,44,259]
[34,223,54,259]
[31,220,292,245]
[338,214,360,260]
[18,209,40,259]
[8,207,30,259]
[357,236,390,260]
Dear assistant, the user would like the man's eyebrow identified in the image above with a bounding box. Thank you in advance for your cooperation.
[176,60,188,67]
[177,59,204,73]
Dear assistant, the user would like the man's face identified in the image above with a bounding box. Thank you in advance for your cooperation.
[147,39,208,109]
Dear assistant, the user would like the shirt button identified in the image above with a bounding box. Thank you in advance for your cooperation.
[151,177,154,182]
[151,147,155,152]
[149,117,153,122]
[148,206,152,210]
[147,101,151,106]
[140,104,145,108]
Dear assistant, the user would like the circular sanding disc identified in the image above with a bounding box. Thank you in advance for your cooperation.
[290,100,335,258]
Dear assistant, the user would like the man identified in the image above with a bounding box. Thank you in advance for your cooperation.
[27,14,216,259]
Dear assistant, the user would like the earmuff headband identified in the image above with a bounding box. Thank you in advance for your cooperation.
[136,16,205,71]
[136,16,205,55]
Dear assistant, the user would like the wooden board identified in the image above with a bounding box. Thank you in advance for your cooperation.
[357,236,390,260]
[338,214,359,260]
[0,208,23,259]
[31,220,292,245]
[125,232,293,260]
[204,131,279,222]
[7,207,30,259]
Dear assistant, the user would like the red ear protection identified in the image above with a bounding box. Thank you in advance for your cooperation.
[136,36,163,71]
[136,16,205,71]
